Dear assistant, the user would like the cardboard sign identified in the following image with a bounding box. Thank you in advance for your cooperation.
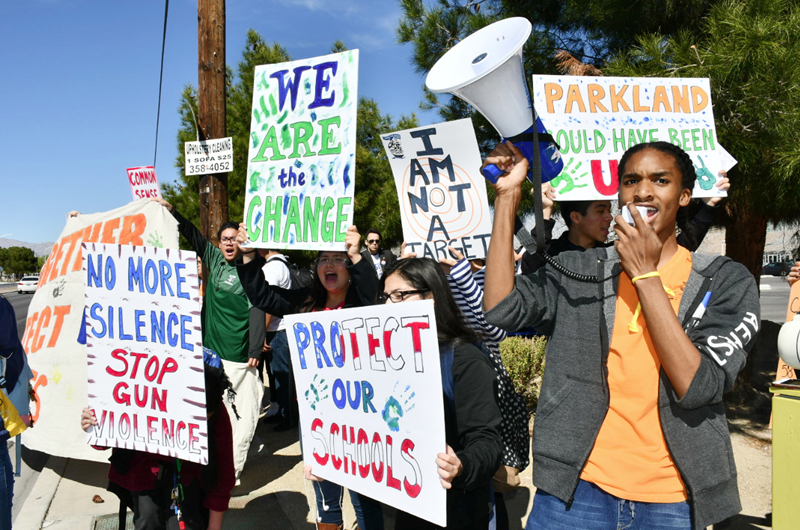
[381,119,492,260]
[286,300,447,526]
[533,76,726,200]
[185,137,234,176]
[127,166,162,200]
[243,50,359,252]
[82,243,206,463]
[23,200,179,462]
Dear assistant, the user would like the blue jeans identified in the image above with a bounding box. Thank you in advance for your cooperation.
[268,331,296,419]
[312,480,384,529]
[0,443,12,530]
[526,480,691,530]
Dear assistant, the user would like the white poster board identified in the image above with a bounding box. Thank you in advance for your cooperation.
[184,137,234,176]
[533,75,727,200]
[243,50,359,252]
[83,243,207,463]
[127,166,162,200]
[23,200,179,462]
[381,118,492,260]
[286,300,447,526]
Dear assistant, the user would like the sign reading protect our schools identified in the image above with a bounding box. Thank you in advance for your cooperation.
[381,118,492,260]
[533,76,726,200]
[184,137,234,176]
[244,50,358,251]
[83,243,207,464]
[127,166,162,200]
[286,300,447,527]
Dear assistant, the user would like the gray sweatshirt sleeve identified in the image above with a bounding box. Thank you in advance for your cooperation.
[484,265,560,335]
[676,260,760,409]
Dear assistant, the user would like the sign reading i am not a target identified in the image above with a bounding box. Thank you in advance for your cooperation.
[381,118,492,260]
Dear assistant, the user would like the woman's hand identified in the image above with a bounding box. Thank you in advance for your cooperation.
[150,197,173,212]
[303,465,326,482]
[702,173,730,207]
[614,202,662,278]
[81,407,97,433]
[788,262,800,287]
[399,242,417,260]
[436,445,463,489]
[236,223,256,264]
[345,225,362,264]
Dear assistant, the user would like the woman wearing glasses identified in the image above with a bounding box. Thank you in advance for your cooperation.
[379,258,502,530]
[235,223,384,530]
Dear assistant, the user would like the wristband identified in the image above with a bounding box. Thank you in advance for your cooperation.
[631,271,660,284]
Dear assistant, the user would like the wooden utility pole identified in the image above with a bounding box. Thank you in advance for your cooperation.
[197,0,227,242]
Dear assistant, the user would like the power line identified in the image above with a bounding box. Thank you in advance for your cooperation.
[153,0,170,167]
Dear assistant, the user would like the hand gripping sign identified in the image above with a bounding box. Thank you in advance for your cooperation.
[286,300,447,527]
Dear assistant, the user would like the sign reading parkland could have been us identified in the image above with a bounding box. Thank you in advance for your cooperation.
[83,243,207,464]
[244,50,358,252]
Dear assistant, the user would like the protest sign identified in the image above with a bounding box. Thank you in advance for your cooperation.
[286,300,447,526]
[23,200,178,462]
[83,243,206,463]
[243,50,358,252]
[127,166,162,200]
[533,76,726,200]
[185,137,234,176]
[381,119,492,260]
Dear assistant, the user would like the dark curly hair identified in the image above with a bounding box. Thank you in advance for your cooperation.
[618,141,698,247]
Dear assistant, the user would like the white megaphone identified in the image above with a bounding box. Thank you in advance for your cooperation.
[778,313,800,370]
[426,17,563,184]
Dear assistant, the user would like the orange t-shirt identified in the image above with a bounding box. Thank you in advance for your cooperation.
[580,246,692,502]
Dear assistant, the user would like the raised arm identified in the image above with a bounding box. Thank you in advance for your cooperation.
[150,198,209,259]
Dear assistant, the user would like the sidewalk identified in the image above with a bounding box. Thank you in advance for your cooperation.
[14,419,772,530]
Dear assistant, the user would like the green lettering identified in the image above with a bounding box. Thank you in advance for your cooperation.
[702,129,715,150]
[612,128,626,153]
[668,128,680,146]
[303,196,322,243]
[246,197,262,241]
[593,130,606,153]
[261,195,283,243]
[289,122,317,158]
[335,198,352,243]
[251,126,286,162]
[691,129,702,151]
[318,117,342,155]
[321,197,335,242]
[627,129,638,149]
[681,129,692,150]
[283,195,302,243]
[648,129,659,142]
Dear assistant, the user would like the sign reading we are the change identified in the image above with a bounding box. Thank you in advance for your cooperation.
[533,76,727,200]
[381,118,492,260]
[83,243,208,464]
[244,50,359,251]
[286,300,447,527]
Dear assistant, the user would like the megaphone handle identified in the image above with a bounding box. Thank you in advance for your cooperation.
[481,164,503,183]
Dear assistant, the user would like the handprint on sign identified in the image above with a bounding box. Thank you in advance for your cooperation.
[549,157,589,195]
[305,374,329,410]
[693,156,716,191]
[381,382,416,432]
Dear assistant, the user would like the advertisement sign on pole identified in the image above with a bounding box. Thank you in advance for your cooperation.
[533,75,728,200]
[83,243,207,464]
[286,300,447,526]
[184,137,234,176]
[243,50,359,252]
[381,118,492,260]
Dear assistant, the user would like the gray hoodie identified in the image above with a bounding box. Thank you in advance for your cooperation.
[485,247,759,530]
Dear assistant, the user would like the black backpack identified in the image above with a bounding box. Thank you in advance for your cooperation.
[267,255,313,290]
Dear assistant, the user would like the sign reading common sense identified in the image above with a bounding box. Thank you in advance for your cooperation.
[286,300,447,526]
[244,50,359,251]
[533,76,725,200]
[83,243,207,464]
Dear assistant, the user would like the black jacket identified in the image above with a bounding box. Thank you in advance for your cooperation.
[360,249,397,278]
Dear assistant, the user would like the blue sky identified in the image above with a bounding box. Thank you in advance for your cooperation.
[1,0,435,244]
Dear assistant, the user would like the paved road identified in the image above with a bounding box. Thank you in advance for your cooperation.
[0,291,48,524]
[758,275,792,323]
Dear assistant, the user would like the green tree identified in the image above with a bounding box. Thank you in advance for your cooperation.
[603,0,800,281]
[0,246,37,276]
[165,30,417,263]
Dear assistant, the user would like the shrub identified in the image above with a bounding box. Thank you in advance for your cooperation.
[499,335,547,414]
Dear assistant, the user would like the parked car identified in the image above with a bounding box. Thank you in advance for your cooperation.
[17,276,38,294]
[762,261,794,276]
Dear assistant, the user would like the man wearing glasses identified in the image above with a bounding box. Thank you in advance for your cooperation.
[152,198,259,483]
[360,228,396,279]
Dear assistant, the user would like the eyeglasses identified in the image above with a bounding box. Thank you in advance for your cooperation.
[220,237,236,244]
[318,257,347,266]
[378,290,429,303]
[367,239,380,244]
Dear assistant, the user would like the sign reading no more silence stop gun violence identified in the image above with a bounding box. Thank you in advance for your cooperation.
[83,243,207,464]
[286,300,447,527]
[244,50,358,252]
[532,76,729,201]
[381,118,493,260]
